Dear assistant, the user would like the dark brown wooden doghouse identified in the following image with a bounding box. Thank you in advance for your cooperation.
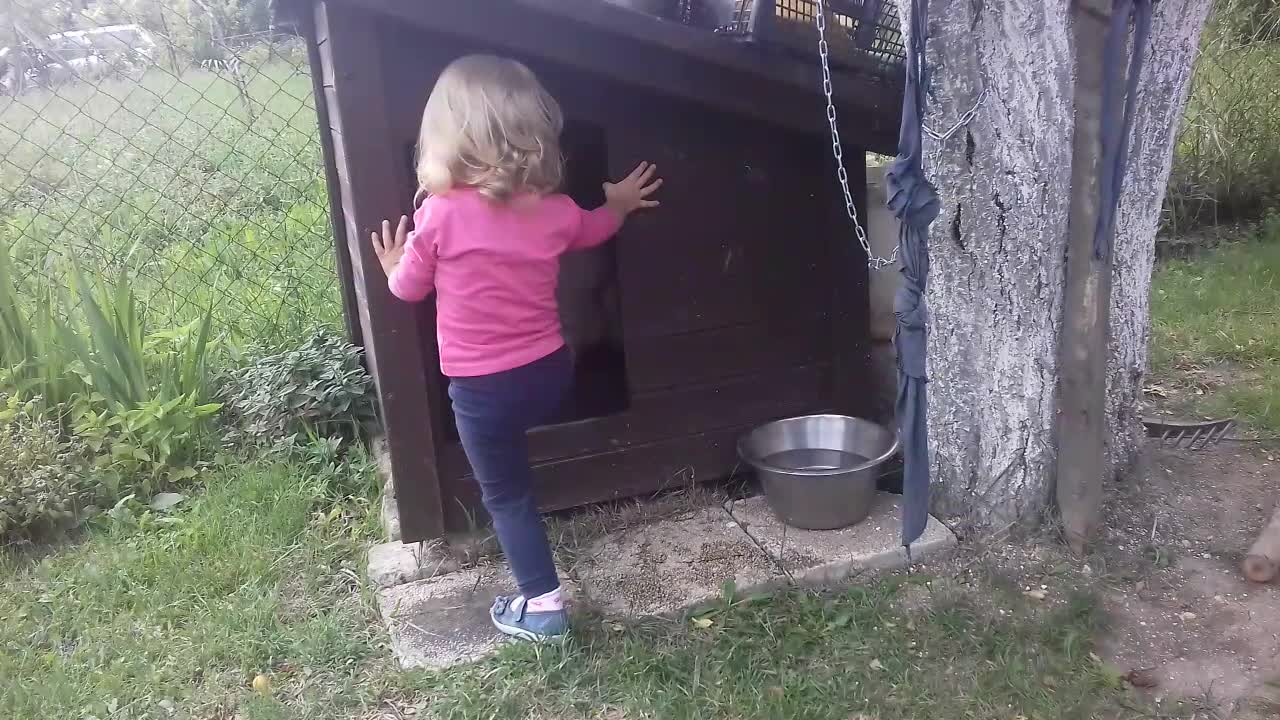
[286,0,904,542]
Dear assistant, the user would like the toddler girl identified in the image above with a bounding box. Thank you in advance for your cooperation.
[370,54,662,641]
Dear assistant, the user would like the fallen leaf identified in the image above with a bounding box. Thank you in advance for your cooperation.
[1023,589,1048,601]
[691,617,714,629]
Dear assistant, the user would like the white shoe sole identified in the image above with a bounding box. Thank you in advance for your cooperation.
[490,615,566,643]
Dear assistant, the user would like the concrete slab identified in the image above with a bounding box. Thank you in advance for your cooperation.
[372,495,954,671]
[376,565,505,670]
[725,493,956,585]
[366,540,458,589]
[572,506,783,617]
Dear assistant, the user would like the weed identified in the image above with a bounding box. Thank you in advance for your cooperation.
[1150,223,1280,430]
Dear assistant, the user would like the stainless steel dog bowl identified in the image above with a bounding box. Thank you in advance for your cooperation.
[738,415,900,530]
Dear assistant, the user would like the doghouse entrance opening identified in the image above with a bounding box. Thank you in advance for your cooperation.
[555,120,630,422]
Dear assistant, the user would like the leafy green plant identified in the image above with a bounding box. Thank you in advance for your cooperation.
[54,265,222,484]
[73,395,221,494]
[0,394,91,539]
[0,240,81,415]
[219,331,376,443]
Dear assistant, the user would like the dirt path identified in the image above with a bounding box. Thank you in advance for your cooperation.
[1097,442,1279,717]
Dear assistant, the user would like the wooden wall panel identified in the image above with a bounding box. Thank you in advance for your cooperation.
[317,13,876,538]
[314,2,445,541]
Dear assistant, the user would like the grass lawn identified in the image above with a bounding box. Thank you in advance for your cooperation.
[0,452,1149,720]
[1149,218,1280,431]
[1,443,1178,720]
[0,55,340,346]
[0,450,388,719]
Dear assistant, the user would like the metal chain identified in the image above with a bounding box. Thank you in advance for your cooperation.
[815,0,898,270]
[816,0,988,270]
[923,87,989,170]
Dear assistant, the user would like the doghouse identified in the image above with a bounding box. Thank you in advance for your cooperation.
[284,0,905,542]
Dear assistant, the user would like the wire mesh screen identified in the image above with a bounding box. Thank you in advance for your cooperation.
[714,0,906,83]
[0,1,337,346]
[1164,13,1280,234]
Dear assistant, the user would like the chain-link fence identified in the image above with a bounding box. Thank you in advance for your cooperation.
[0,0,337,347]
[1165,1,1280,235]
[2,0,1276,339]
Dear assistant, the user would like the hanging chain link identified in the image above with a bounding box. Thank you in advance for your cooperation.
[816,0,988,270]
[815,0,898,270]
[923,87,989,170]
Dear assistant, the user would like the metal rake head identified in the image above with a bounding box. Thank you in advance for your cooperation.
[1142,417,1236,451]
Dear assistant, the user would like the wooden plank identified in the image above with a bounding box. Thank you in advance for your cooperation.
[324,0,900,153]
[300,6,361,345]
[625,322,829,393]
[441,423,793,532]
[313,1,445,542]
[437,363,831,479]
[1056,0,1113,555]
[606,99,837,337]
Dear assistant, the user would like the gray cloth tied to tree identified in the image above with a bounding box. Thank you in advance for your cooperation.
[884,0,937,548]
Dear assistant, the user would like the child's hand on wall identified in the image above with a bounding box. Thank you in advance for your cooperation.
[371,215,409,277]
[604,162,662,218]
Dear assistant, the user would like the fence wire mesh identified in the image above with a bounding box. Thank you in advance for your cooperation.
[0,0,337,347]
[1166,2,1280,235]
[1,0,1275,339]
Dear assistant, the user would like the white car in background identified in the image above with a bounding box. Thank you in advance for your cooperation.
[1,24,157,92]
[47,24,158,66]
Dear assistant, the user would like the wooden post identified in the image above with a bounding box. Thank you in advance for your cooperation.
[1243,508,1280,583]
[1057,0,1115,554]
[300,4,362,346]
[312,0,446,541]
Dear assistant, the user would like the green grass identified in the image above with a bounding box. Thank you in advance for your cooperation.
[1150,220,1280,430]
[0,451,384,720]
[0,54,340,347]
[0,446,1161,720]
[418,584,1144,720]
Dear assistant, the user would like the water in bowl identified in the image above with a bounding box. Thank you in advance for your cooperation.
[762,448,869,473]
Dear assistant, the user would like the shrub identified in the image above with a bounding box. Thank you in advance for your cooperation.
[0,395,91,539]
[219,331,376,443]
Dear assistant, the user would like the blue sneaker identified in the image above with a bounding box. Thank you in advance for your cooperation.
[490,595,569,642]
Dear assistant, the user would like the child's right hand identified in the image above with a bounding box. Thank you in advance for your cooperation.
[371,215,409,277]
[604,162,663,217]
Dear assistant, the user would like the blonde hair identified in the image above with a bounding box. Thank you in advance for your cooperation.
[415,55,564,202]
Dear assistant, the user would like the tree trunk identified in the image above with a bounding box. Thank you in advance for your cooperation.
[1106,0,1214,482]
[907,0,1212,528]
[919,0,1075,525]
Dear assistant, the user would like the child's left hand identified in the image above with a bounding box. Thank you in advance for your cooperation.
[371,216,409,277]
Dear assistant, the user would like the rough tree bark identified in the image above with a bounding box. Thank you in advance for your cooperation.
[904,0,1212,527]
[1106,0,1214,482]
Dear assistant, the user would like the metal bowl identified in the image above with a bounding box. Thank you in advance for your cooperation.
[738,415,900,530]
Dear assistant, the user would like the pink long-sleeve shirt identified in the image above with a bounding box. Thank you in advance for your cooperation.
[387,189,622,377]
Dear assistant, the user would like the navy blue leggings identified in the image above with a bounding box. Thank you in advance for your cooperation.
[448,347,571,599]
